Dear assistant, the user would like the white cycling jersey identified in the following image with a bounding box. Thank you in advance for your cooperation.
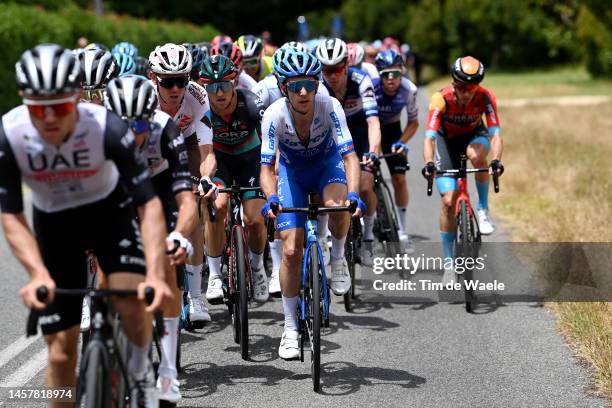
[253,74,330,110]
[261,93,354,169]
[236,71,257,91]
[360,62,379,80]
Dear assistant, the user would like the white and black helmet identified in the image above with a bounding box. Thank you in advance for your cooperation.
[315,38,347,66]
[16,43,82,96]
[78,49,118,89]
[281,41,307,52]
[148,43,192,75]
[105,75,158,120]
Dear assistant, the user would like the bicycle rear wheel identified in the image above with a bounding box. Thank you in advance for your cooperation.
[380,182,400,243]
[233,226,250,360]
[310,245,322,392]
[457,200,475,313]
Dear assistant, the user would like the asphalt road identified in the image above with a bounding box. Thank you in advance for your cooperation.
[0,90,606,407]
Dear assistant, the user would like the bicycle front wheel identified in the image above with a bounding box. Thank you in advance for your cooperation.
[310,245,322,392]
[380,182,400,243]
[344,221,355,312]
[457,200,475,313]
[81,343,110,408]
[233,226,250,360]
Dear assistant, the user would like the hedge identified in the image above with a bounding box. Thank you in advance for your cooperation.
[0,2,218,113]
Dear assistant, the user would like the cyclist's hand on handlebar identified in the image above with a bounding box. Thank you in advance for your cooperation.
[362,152,379,169]
[347,191,366,218]
[198,176,219,201]
[138,278,173,313]
[20,275,55,310]
[489,159,504,176]
[166,231,192,266]
[422,161,436,178]
[391,141,410,155]
[261,195,281,218]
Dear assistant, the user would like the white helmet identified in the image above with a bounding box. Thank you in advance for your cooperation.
[281,41,306,52]
[148,43,192,75]
[315,38,347,66]
[105,75,158,120]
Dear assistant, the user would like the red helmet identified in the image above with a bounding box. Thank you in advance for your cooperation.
[211,35,233,47]
[210,42,243,69]
[347,43,365,66]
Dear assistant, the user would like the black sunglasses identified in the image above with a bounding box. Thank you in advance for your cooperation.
[157,75,190,89]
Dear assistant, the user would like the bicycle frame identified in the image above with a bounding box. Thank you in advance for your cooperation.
[301,217,330,323]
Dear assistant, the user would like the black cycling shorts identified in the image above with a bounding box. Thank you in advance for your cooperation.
[33,186,146,335]
[434,124,490,175]
[381,122,409,175]
[213,147,266,201]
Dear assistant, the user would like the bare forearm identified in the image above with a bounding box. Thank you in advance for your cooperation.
[424,137,435,163]
[401,120,419,143]
[1,214,49,279]
[173,191,197,237]
[198,146,217,178]
[137,198,167,280]
[490,135,503,161]
[367,117,382,154]
[344,153,360,193]
[260,165,277,198]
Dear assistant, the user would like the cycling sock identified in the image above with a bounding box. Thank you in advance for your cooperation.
[282,295,299,332]
[396,206,408,235]
[206,255,222,282]
[317,214,329,240]
[476,180,489,210]
[330,235,346,260]
[440,231,456,261]
[128,341,149,378]
[270,239,283,273]
[186,263,203,297]
[363,215,375,241]
[158,317,179,380]
[249,248,264,270]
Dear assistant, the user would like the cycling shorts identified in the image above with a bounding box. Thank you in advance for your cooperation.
[276,155,347,231]
[213,147,266,201]
[33,186,146,335]
[381,122,409,175]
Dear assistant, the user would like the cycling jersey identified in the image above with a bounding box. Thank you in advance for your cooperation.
[237,71,257,91]
[169,81,213,145]
[139,110,191,193]
[253,74,329,110]
[261,93,354,170]
[0,103,155,213]
[425,85,500,140]
[256,56,274,81]
[373,76,418,125]
[360,62,378,80]
[210,89,264,155]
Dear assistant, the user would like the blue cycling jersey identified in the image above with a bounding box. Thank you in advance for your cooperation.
[372,76,419,125]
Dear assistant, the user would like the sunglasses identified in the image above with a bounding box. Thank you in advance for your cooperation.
[82,88,105,103]
[204,81,233,94]
[380,69,402,79]
[453,82,478,92]
[286,79,318,93]
[157,75,190,89]
[322,64,347,75]
[243,57,259,66]
[127,119,150,134]
[24,96,77,119]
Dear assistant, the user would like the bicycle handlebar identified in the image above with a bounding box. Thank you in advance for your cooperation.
[424,166,500,196]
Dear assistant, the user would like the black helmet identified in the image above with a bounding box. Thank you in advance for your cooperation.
[451,56,485,84]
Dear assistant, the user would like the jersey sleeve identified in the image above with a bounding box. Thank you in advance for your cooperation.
[482,88,501,137]
[0,124,24,213]
[260,105,278,167]
[160,119,192,194]
[425,91,446,139]
[253,80,271,109]
[330,97,355,157]
[194,98,213,146]
[248,91,266,139]
[104,112,157,206]
[402,78,419,123]
[359,74,379,119]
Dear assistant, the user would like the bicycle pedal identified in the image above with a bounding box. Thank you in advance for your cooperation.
[207,297,225,306]
[190,320,206,330]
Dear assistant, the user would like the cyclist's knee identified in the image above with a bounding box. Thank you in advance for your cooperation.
[467,145,487,166]
[46,331,78,372]
[391,174,406,189]
[441,192,456,212]
[283,245,302,265]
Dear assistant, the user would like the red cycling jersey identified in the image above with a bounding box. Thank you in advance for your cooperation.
[425,85,500,139]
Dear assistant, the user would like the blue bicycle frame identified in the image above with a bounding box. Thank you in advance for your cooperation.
[301,218,330,323]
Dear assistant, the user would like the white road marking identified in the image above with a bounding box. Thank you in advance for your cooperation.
[0,335,41,370]
[0,347,47,387]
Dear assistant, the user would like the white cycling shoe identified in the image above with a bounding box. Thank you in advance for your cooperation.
[278,330,300,360]
[131,365,158,408]
[400,233,416,254]
[188,294,211,322]
[252,266,269,302]
[205,277,224,302]
[331,257,351,295]
[442,267,456,287]
[360,240,375,267]
[477,208,495,235]
[268,270,281,296]
[156,376,181,404]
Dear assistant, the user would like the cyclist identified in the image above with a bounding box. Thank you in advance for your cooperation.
[1,44,172,406]
[209,42,257,91]
[372,49,419,251]
[212,34,233,47]
[77,48,118,105]
[317,38,381,266]
[347,42,378,79]
[183,43,207,81]
[422,56,504,276]
[112,41,138,58]
[85,42,109,52]
[114,52,136,76]
[236,35,273,81]
[134,55,151,77]
[197,55,269,303]
[105,75,196,403]
[259,51,363,359]
[149,43,215,325]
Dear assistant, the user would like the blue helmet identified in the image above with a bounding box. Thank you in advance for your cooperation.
[274,51,321,83]
[375,49,403,71]
[112,41,138,58]
[183,43,206,73]
[114,53,136,76]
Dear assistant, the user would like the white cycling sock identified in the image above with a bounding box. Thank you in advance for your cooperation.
[270,239,283,274]
[249,248,263,270]
[363,215,375,241]
[186,263,203,297]
[317,214,329,240]
[330,235,346,261]
[207,255,222,281]
[158,317,179,380]
[128,341,149,378]
[282,295,299,332]
[396,206,408,236]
